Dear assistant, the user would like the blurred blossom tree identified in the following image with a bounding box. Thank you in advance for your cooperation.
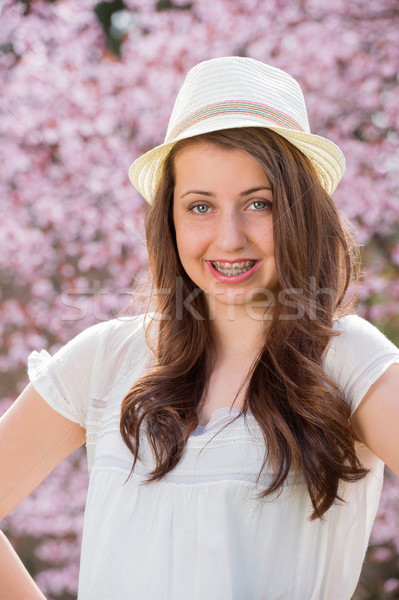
[0,0,398,597]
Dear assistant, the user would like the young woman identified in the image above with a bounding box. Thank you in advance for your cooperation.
[1,57,399,600]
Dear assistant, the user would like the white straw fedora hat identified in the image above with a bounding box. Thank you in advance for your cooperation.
[129,56,346,202]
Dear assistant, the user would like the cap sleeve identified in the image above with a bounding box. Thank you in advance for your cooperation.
[27,319,123,429]
[323,314,399,415]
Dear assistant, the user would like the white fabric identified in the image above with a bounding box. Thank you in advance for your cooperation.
[27,313,399,600]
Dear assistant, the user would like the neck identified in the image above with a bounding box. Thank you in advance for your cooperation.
[208,302,270,362]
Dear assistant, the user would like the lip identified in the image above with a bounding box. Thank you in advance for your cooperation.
[206,260,260,283]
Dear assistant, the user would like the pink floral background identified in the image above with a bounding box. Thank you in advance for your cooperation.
[1,0,398,597]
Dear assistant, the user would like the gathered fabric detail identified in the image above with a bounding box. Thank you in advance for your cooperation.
[27,349,84,426]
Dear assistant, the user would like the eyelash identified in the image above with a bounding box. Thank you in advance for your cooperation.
[189,200,272,215]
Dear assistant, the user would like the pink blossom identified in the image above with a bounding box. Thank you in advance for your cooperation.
[1,0,399,596]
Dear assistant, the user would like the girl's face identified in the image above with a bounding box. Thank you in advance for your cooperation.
[172,142,278,314]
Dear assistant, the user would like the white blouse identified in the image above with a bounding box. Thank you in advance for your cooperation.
[27,313,399,600]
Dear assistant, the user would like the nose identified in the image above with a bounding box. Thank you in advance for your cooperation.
[214,209,248,253]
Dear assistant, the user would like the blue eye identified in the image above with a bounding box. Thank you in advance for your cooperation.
[250,200,272,210]
[192,204,210,214]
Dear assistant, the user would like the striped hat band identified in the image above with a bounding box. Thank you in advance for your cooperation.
[166,101,305,142]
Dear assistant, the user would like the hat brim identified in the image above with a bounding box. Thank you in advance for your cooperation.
[129,123,345,203]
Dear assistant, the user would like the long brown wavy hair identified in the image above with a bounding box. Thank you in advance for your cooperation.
[120,127,368,520]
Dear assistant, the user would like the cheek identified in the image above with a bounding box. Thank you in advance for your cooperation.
[175,223,207,259]
[174,226,188,252]
[175,232,196,269]
[252,222,275,254]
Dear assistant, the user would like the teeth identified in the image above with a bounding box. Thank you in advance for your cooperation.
[213,261,255,269]
[211,260,256,276]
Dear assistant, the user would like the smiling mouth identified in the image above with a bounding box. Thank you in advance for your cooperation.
[211,260,257,276]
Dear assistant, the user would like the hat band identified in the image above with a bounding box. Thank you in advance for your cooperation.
[166,100,305,142]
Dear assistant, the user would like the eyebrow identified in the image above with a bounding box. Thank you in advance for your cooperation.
[181,186,272,199]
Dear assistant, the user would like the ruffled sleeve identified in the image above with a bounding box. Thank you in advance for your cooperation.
[28,349,82,425]
[323,314,399,415]
[27,320,121,429]
[27,313,154,433]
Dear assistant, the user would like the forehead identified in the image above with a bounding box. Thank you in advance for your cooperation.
[173,141,270,189]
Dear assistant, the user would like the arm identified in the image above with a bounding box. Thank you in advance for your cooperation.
[351,363,399,475]
[0,383,86,596]
[0,531,47,600]
[0,383,85,519]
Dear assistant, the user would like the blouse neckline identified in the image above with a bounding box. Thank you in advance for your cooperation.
[193,406,244,434]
